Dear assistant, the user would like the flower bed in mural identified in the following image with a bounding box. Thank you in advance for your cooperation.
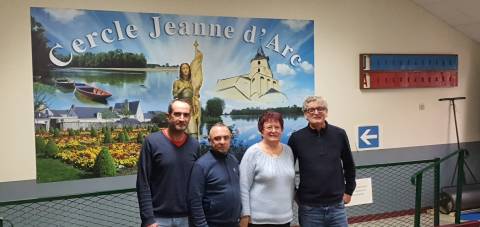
[36,127,149,173]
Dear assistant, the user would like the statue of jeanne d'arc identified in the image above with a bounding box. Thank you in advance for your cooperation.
[172,41,203,138]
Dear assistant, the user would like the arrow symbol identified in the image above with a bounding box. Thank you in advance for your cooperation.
[360,129,378,145]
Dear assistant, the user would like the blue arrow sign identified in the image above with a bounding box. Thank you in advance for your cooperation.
[358,126,379,149]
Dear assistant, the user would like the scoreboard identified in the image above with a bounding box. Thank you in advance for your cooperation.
[360,54,458,89]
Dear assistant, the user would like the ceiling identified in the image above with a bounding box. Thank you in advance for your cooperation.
[412,0,480,43]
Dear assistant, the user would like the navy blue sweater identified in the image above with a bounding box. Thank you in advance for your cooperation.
[188,150,241,227]
[136,131,200,226]
[288,123,356,206]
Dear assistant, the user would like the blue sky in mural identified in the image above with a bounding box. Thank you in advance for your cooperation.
[31,7,314,110]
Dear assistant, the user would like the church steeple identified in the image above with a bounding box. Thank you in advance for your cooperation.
[215,43,286,104]
[251,45,269,62]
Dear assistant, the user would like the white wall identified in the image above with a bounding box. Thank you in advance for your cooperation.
[1,0,479,182]
[315,1,480,151]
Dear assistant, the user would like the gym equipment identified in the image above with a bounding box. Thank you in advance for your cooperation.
[440,184,480,214]
[438,97,480,214]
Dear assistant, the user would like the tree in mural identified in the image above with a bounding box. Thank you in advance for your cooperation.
[205,97,225,117]
[93,147,116,177]
[70,49,147,68]
[31,16,51,77]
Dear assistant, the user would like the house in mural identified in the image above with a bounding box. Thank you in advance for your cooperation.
[57,105,120,130]
[113,100,144,122]
[215,46,287,104]
[143,111,165,122]
[34,107,75,130]
[34,109,52,131]
[34,105,118,130]
[34,101,148,131]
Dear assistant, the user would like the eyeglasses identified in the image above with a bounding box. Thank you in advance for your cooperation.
[264,125,282,132]
[305,107,327,114]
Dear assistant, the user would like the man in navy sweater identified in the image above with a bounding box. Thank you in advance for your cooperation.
[137,99,200,227]
[288,96,356,227]
[188,123,241,227]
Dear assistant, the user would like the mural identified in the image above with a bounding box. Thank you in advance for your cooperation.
[31,7,314,182]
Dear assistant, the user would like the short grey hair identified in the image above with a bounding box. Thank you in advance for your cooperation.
[208,122,231,137]
[302,96,328,112]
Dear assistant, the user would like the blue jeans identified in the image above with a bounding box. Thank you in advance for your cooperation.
[298,202,348,227]
[154,217,189,227]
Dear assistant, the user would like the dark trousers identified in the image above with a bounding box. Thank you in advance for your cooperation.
[248,223,290,227]
[209,222,239,227]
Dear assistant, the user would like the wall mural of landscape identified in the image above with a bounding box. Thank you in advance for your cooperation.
[31,7,314,182]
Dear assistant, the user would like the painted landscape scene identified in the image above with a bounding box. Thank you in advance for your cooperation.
[31,7,314,182]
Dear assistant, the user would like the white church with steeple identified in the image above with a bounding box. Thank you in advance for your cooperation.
[215,47,287,104]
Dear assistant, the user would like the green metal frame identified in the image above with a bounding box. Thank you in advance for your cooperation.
[414,173,423,227]
[0,158,442,226]
[411,158,441,227]
[411,149,467,226]
[455,149,465,224]
[358,159,435,170]
[0,188,135,207]
[434,158,440,226]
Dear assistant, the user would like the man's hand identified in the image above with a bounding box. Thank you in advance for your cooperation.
[146,223,159,227]
[343,193,352,204]
[239,216,250,227]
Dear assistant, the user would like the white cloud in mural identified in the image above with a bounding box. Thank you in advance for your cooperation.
[247,134,258,141]
[43,9,85,23]
[276,63,296,76]
[281,20,309,32]
[284,87,314,107]
[299,61,314,74]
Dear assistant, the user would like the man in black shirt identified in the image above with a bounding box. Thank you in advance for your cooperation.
[188,123,241,227]
[288,96,356,227]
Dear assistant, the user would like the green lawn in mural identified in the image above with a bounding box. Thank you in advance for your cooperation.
[36,157,89,183]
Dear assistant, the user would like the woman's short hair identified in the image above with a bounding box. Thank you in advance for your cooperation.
[257,111,284,132]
